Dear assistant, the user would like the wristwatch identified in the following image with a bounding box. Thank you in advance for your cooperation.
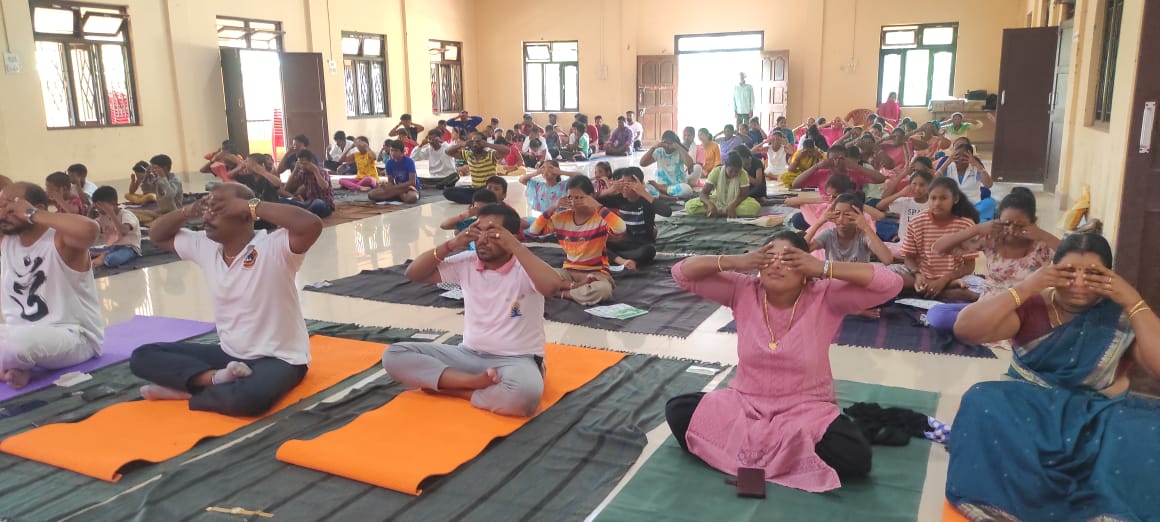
[24,207,38,224]
[248,198,261,221]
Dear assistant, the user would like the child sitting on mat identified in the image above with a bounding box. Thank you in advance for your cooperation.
[891,177,981,301]
[440,188,498,232]
[89,186,142,269]
[598,167,672,270]
[385,204,566,417]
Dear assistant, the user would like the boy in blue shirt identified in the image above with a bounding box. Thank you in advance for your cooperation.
[370,140,419,203]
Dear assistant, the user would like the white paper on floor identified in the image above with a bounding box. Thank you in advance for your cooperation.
[585,303,648,320]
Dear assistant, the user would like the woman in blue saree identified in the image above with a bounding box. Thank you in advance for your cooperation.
[947,233,1160,521]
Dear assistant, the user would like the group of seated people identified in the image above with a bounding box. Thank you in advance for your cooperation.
[1,100,1155,521]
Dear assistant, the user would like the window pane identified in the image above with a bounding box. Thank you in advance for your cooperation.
[525,44,550,61]
[923,27,955,45]
[525,63,543,111]
[902,49,930,106]
[70,46,101,123]
[341,37,361,56]
[219,38,247,48]
[443,44,458,61]
[217,18,245,28]
[364,38,382,57]
[544,63,561,111]
[251,21,277,32]
[35,41,72,127]
[880,53,901,104]
[100,44,133,124]
[430,63,439,112]
[371,62,385,114]
[552,42,577,62]
[563,64,578,110]
[676,33,761,52]
[931,51,953,100]
[82,15,123,36]
[883,29,916,46]
[357,61,371,115]
[344,60,356,117]
[34,7,74,35]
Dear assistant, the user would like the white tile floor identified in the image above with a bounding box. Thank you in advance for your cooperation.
[90,176,1048,521]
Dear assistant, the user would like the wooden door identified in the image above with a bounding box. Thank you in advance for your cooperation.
[991,27,1058,183]
[1115,0,1160,307]
[220,48,250,156]
[755,51,789,131]
[1044,21,1072,192]
[280,52,328,161]
[637,55,676,145]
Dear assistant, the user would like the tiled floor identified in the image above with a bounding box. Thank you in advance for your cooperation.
[90,171,1058,521]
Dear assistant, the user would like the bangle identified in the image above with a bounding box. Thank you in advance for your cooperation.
[828,260,835,279]
[716,255,724,273]
[822,259,831,279]
[432,244,445,263]
[1008,287,1023,307]
[1128,299,1149,315]
[1128,306,1152,321]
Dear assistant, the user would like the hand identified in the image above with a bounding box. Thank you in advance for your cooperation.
[1022,263,1077,294]
[726,205,739,219]
[204,194,249,221]
[181,197,210,220]
[919,276,950,298]
[572,194,600,212]
[824,209,840,224]
[706,203,721,217]
[476,220,520,252]
[732,242,779,272]
[448,221,482,250]
[1081,264,1143,308]
[856,213,875,233]
[976,220,998,237]
[4,196,34,221]
[775,246,824,277]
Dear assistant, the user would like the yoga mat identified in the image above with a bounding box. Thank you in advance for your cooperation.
[597,380,939,522]
[322,191,446,227]
[0,315,214,403]
[0,335,384,482]
[34,355,720,521]
[943,500,971,522]
[92,240,182,278]
[305,250,721,338]
[655,217,788,255]
[276,343,626,494]
[718,304,996,359]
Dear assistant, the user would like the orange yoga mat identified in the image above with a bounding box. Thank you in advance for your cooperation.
[943,500,971,522]
[276,342,625,494]
[0,336,384,482]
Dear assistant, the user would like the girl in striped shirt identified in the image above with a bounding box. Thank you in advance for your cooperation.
[896,177,980,301]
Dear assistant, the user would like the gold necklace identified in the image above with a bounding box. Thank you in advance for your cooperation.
[1048,289,1064,327]
[762,288,803,350]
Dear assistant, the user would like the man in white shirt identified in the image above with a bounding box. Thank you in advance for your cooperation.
[411,130,459,188]
[383,204,566,417]
[129,183,323,416]
[626,110,644,151]
[733,72,755,128]
[66,164,98,202]
[521,127,552,168]
[0,182,104,389]
[325,131,356,173]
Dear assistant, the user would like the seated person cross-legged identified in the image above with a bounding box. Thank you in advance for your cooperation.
[685,153,760,218]
[892,177,981,301]
[946,233,1160,521]
[129,183,324,416]
[527,176,627,305]
[369,139,420,204]
[0,183,104,389]
[665,232,903,492]
[383,205,566,417]
[598,167,672,270]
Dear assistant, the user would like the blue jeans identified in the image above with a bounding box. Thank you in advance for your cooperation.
[281,198,333,218]
[91,245,139,268]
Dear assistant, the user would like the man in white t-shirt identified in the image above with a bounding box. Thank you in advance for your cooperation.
[411,130,459,187]
[626,110,644,151]
[0,182,104,389]
[382,204,566,417]
[129,183,323,416]
[521,127,553,168]
[325,131,356,173]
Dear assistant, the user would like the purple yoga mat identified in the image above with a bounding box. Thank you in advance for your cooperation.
[0,315,215,402]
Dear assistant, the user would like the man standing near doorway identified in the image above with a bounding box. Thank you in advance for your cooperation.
[733,72,755,129]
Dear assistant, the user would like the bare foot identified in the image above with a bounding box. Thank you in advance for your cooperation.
[92,253,107,268]
[359,186,372,192]
[140,384,192,401]
[212,361,253,385]
[855,308,881,319]
[3,369,31,389]
[465,368,501,389]
[623,260,638,270]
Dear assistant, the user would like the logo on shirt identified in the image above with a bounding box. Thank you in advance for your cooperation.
[509,301,522,318]
[242,250,258,269]
[11,255,49,321]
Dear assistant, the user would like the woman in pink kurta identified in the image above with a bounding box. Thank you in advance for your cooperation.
[666,231,903,492]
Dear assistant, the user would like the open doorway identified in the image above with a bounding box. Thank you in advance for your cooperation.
[239,50,284,158]
[675,32,763,132]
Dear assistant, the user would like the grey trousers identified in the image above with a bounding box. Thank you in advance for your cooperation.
[382,342,545,417]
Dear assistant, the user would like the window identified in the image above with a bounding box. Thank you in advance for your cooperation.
[429,40,462,113]
[342,32,387,117]
[216,16,283,50]
[523,41,578,112]
[30,1,138,128]
[1092,0,1124,123]
[877,23,958,107]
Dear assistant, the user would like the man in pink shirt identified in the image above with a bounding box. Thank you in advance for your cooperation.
[382,204,566,417]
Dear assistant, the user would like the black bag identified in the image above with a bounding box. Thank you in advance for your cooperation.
[984,94,999,110]
[964,89,988,100]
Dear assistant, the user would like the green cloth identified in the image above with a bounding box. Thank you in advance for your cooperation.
[655,217,786,255]
[597,380,939,522]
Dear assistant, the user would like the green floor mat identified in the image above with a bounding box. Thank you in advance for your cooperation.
[655,217,787,255]
[597,380,939,522]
